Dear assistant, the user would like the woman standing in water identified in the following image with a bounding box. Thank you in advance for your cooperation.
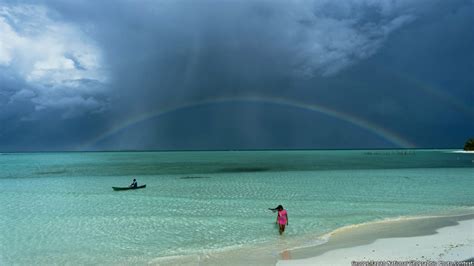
[270,205,288,235]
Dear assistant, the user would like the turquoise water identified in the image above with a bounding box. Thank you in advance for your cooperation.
[0,150,473,264]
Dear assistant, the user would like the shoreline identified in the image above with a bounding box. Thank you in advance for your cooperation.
[148,209,474,265]
[277,213,474,265]
[451,150,474,154]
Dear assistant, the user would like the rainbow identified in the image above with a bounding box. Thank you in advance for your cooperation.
[376,66,474,118]
[81,96,417,150]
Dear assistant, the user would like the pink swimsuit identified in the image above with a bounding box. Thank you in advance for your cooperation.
[278,210,287,225]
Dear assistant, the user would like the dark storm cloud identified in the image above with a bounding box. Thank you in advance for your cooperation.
[0,0,473,150]
[0,3,109,119]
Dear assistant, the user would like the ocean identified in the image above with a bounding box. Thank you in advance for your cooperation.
[0,150,473,264]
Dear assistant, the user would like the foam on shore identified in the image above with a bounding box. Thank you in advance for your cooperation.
[146,211,474,265]
[277,213,474,265]
[451,150,474,154]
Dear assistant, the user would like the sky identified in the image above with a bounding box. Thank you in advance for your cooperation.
[0,0,473,151]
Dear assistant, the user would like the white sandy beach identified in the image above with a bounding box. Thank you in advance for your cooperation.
[278,217,474,265]
[451,150,474,154]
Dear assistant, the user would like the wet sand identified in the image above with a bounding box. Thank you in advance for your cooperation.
[277,213,474,265]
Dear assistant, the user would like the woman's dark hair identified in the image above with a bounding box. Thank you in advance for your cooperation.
[269,205,284,212]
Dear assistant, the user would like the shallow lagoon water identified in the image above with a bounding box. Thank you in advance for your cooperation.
[0,150,473,264]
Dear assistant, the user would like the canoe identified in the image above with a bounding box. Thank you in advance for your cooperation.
[112,184,146,191]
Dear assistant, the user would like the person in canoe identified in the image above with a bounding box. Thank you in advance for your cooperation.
[129,178,138,188]
[269,205,288,235]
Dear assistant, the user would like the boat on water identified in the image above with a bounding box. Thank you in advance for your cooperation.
[112,184,146,191]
